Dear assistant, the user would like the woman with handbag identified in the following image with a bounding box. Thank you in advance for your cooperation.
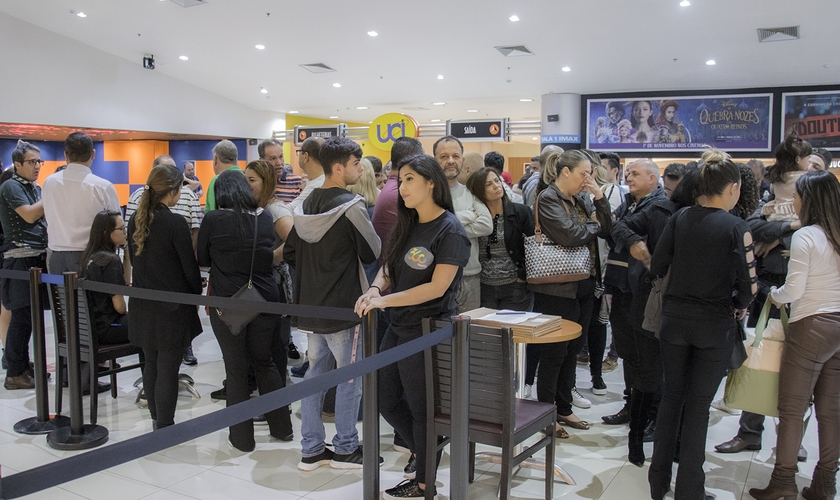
[529,149,611,438]
[465,167,535,312]
[648,148,757,500]
[197,170,292,451]
[128,165,203,430]
[750,170,840,500]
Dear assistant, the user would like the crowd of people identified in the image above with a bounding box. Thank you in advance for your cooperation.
[1,130,839,500]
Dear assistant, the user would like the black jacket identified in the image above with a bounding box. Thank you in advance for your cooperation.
[501,199,535,281]
[747,201,794,280]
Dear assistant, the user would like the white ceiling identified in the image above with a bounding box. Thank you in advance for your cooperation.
[1,0,838,127]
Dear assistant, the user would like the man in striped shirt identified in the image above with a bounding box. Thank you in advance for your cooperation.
[259,139,301,203]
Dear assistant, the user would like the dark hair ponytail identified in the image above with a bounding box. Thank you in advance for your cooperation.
[767,131,812,184]
[696,148,740,198]
[132,164,183,255]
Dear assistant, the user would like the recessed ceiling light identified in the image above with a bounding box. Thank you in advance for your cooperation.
[76,11,87,18]
[367,31,378,37]
[260,87,268,94]
[706,59,716,65]
[287,110,300,114]
[532,137,539,140]
[680,0,691,6]
[179,55,189,61]
[255,44,265,50]
[329,116,339,119]
[432,102,446,106]
[509,15,520,22]
[519,98,533,102]
[467,109,479,113]
[356,106,368,110]
[333,83,341,88]
[430,119,441,122]
[437,75,444,80]
[561,66,571,72]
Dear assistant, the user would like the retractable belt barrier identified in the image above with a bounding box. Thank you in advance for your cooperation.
[0,268,462,500]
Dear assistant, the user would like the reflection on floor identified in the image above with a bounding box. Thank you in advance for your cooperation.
[0,314,823,499]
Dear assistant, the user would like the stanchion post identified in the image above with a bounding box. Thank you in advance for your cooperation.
[46,272,108,450]
[13,268,71,435]
[449,315,471,500]
[362,310,379,500]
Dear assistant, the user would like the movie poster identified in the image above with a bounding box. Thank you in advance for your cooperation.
[782,91,840,150]
[586,94,773,152]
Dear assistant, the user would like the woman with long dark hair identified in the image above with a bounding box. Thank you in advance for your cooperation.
[749,170,840,500]
[198,170,292,451]
[128,164,203,430]
[762,133,813,222]
[529,149,611,437]
[648,148,757,500]
[355,154,470,500]
[79,210,129,345]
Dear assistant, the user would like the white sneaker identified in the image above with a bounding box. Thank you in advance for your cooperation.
[711,398,740,415]
[571,387,591,409]
[523,384,534,400]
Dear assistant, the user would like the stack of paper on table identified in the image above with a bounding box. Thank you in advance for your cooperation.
[462,307,563,338]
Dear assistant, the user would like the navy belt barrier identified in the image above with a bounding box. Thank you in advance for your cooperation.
[0,268,469,500]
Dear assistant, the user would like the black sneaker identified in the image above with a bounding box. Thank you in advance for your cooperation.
[290,361,309,378]
[384,480,435,499]
[182,345,198,366]
[287,342,301,360]
[210,386,227,400]
[591,376,607,396]
[403,453,416,479]
[298,448,335,471]
[330,446,383,469]
[253,414,268,425]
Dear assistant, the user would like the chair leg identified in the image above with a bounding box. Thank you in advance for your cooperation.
[425,431,437,500]
[546,422,556,500]
[469,441,476,483]
[500,441,514,500]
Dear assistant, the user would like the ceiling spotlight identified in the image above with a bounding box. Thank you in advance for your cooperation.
[333,83,341,88]
[430,119,441,122]
[532,137,539,140]
[76,11,87,17]
[255,44,265,50]
[519,98,533,102]
[467,109,479,113]
[367,31,378,37]
[179,55,189,61]
[561,66,571,72]
[706,59,716,65]
[509,15,520,22]
[437,75,444,80]
[260,87,268,94]
[329,116,339,119]
[287,110,300,114]
[356,106,368,110]
[680,0,691,5]
[433,102,446,106]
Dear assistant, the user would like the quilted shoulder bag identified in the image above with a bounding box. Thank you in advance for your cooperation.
[524,190,591,284]
[216,211,266,335]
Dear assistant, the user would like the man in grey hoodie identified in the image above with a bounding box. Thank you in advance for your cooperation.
[284,137,381,471]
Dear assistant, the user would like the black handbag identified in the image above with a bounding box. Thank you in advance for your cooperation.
[216,212,265,335]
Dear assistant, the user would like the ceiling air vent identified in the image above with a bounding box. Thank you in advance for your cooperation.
[170,0,208,7]
[757,26,800,43]
[495,45,534,57]
[300,63,336,74]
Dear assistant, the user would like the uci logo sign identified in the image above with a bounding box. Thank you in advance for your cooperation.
[368,113,419,151]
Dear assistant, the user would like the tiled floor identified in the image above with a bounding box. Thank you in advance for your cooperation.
[0,314,824,499]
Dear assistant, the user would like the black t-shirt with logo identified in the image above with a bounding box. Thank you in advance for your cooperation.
[388,210,470,338]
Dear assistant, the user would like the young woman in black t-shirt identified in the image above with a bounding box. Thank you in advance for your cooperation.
[355,154,470,500]
[79,210,129,345]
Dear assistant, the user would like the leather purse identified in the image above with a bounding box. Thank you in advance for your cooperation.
[524,190,591,284]
[216,212,265,335]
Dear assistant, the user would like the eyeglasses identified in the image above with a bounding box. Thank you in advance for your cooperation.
[22,159,45,166]
[113,226,127,232]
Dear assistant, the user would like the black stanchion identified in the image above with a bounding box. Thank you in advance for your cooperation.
[46,272,109,450]
[448,315,471,500]
[14,268,71,435]
[361,311,379,500]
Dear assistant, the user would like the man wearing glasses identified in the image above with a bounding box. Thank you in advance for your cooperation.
[0,141,48,390]
[259,139,301,203]
[288,137,325,212]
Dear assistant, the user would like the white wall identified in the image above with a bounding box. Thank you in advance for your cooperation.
[0,12,285,138]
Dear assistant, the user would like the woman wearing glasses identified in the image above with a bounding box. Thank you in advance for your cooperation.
[79,211,130,345]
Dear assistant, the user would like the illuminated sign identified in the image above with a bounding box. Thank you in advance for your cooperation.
[293,124,346,146]
[446,119,508,142]
[368,113,419,151]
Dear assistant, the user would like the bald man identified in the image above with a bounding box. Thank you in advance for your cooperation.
[523,145,563,209]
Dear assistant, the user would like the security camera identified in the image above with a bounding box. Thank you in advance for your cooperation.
[143,54,155,70]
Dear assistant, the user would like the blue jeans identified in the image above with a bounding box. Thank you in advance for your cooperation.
[300,326,362,457]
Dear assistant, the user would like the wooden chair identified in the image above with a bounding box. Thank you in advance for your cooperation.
[424,319,556,500]
[48,283,144,425]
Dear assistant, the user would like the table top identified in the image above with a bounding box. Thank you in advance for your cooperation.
[513,320,582,344]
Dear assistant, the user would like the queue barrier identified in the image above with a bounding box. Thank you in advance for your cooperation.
[0,268,472,500]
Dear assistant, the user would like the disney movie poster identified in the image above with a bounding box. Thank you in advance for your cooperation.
[586,94,773,152]
[782,91,840,150]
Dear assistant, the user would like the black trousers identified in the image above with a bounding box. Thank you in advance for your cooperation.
[5,306,32,377]
[98,315,130,345]
[143,348,183,427]
[535,277,595,417]
[649,315,734,500]
[586,294,607,380]
[610,291,637,400]
[211,312,291,450]
[379,329,431,484]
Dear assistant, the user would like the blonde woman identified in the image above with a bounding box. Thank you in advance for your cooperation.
[347,158,379,213]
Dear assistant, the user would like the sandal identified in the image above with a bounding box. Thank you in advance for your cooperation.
[555,425,569,439]
[557,414,591,430]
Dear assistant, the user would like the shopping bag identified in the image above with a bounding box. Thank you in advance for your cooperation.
[723,300,787,417]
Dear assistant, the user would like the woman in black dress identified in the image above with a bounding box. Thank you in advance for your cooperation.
[198,170,292,451]
[128,165,203,430]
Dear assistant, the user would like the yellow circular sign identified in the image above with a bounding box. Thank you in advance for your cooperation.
[368,113,419,151]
